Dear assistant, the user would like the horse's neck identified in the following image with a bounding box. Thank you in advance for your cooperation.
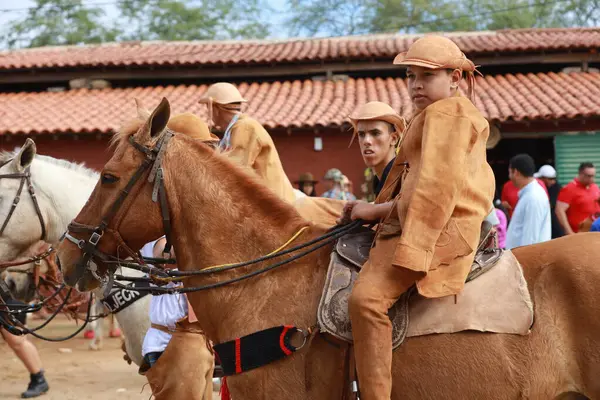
[31,157,98,244]
[95,266,149,367]
[162,142,329,343]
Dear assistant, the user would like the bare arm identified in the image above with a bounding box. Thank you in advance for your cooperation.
[555,201,574,235]
[338,201,394,224]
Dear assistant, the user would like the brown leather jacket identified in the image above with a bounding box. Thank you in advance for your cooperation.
[372,95,495,298]
[226,114,297,204]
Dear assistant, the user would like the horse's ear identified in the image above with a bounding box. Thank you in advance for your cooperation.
[134,98,150,120]
[14,138,36,172]
[138,98,170,142]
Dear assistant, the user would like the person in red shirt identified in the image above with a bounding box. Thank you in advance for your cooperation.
[500,171,548,218]
[556,162,600,234]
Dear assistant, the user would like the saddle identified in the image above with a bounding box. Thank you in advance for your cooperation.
[317,222,525,349]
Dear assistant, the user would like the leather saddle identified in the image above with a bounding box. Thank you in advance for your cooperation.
[317,221,502,349]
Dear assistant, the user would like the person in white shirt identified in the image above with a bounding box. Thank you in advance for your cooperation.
[506,154,551,249]
[140,239,188,367]
[140,238,214,400]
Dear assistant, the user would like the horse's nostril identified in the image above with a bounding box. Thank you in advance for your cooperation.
[55,255,62,271]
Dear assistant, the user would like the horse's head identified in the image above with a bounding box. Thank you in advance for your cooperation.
[3,240,51,302]
[57,99,171,291]
[0,139,46,260]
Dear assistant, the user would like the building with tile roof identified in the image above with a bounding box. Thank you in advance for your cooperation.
[1,28,599,194]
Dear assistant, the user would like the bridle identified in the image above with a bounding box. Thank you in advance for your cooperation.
[63,129,175,286]
[62,121,366,295]
[6,242,89,316]
[0,158,47,241]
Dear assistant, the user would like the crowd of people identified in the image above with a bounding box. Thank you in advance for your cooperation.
[295,168,357,201]
[490,157,599,249]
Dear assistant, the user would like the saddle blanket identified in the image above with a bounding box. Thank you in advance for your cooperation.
[318,245,534,348]
[406,249,533,337]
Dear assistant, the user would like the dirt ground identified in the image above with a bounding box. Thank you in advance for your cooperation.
[0,315,220,400]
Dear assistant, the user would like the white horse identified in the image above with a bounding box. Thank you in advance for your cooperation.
[0,139,150,360]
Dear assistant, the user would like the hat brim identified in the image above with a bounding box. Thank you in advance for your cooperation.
[393,52,477,72]
[393,53,444,69]
[198,97,248,105]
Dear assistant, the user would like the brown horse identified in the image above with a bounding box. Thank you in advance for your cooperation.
[57,99,600,399]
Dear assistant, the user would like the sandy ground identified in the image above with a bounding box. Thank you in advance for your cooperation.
[0,315,220,400]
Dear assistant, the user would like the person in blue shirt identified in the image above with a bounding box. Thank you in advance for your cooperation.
[591,198,600,232]
[506,154,551,249]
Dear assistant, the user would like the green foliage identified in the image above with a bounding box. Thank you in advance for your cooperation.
[117,0,271,41]
[2,0,598,49]
[2,0,119,48]
[285,0,597,36]
[1,0,271,49]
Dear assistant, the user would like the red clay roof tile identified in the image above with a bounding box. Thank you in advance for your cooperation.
[0,28,598,71]
[0,72,599,136]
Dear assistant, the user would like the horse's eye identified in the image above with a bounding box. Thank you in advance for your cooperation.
[101,173,119,185]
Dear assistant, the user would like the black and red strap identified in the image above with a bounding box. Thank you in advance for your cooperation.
[214,325,303,376]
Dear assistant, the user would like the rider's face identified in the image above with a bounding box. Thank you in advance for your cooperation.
[407,66,461,111]
[356,120,398,175]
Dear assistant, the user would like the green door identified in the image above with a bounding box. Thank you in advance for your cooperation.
[554,133,600,186]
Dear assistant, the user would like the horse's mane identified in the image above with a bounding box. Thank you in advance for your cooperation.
[110,114,305,226]
[0,150,98,179]
[170,134,305,225]
[110,117,146,148]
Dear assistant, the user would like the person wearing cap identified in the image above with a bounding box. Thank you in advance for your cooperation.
[198,82,296,204]
[135,110,215,400]
[340,35,495,399]
[321,168,347,200]
[348,101,406,198]
[534,164,564,238]
[295,172,318,196]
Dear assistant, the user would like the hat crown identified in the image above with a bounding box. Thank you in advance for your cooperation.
[407,36,462,66]
[200,82,247,104]
[535,165,557,178]
[298,172,316,182]
[350,101,398,121]
[393,35,475,72]
[324,168,343,181]
[167,113,217,141]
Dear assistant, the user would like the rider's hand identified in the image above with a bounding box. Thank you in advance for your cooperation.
[337,201,358,225]
[350,202,381,222]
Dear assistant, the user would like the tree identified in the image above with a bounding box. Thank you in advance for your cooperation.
[286,0,373,37]
[284,0,597,37]
[1,0,272,49]
[117,0,271,41]
[2,0,119,48]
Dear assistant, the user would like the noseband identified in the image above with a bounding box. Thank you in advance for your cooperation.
[63,130,174,285]
[0,159,47,240]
